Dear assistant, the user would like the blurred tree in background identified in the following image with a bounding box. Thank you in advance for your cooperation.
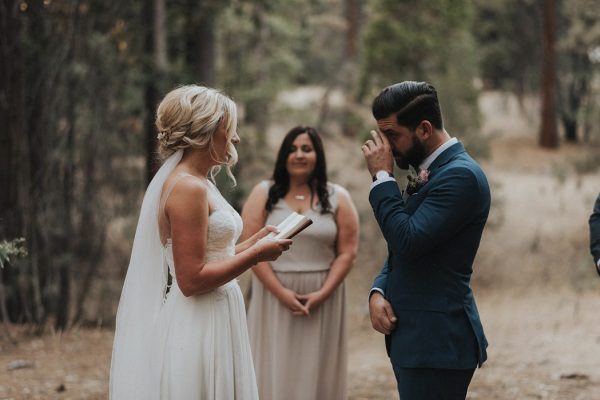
[360,0,484,155]
[0,0,598,332]
[473,0,600,144]
[557,0,600,143]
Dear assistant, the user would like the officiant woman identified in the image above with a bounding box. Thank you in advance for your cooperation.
[241,126,359,400]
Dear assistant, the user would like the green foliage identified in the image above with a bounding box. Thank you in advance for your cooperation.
[473,0,543,94]
[360,0,487,158]
[0,238,28,269]
[9,0,599,327]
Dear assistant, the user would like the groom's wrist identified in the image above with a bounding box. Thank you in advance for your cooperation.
[372,170,394,182]
[370,170,395,191]
[369,288,385,300]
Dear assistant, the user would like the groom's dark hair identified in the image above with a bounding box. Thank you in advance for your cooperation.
[372,81,443,130]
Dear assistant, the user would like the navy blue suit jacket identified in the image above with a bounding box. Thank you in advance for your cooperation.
[589,193,600,275]
[370,141,490,369]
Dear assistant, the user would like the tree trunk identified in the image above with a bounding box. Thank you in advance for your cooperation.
[185,0,217,86]
[144,0,160,184]
[561,113,577,143]
[539,0,558,148]
[0,1,24,240]
[54,1,86,331]
[242,2,270,144]
[344,0,360,62]
[342,0,362,137]
[72,121,106,325]
[154,0,168,71]
[0,1,28,326]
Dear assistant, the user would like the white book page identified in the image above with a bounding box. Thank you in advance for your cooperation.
[274,214,305,239]
[266,212,298,239]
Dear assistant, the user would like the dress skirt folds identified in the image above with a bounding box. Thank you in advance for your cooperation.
[156,280,258,400]
[247,271,347,400]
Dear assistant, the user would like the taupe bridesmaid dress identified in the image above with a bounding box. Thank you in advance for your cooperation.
[247,181,347,400]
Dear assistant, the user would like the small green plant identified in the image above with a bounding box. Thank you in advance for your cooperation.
[0,238,28,269]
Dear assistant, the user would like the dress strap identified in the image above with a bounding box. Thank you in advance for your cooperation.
[159,173,199,244]
[260,180,272,192]
[159,173,195,215]
[327,182,340,212]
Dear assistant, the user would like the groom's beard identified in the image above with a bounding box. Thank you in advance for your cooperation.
[394,135,427,170]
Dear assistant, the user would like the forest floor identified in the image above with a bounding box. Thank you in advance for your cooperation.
[1,288,599,400]
[1,132,599,399]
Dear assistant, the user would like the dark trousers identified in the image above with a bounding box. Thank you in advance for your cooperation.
[393,366,475,400]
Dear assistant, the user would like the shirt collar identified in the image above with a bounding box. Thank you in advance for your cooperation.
[419,137,458,171]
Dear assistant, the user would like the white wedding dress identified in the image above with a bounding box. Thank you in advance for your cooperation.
[109,150,258,400]
[156,178,258,399]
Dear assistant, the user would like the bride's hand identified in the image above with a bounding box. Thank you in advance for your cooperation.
[276,287,309,316]
[250,225,279,245]
[253,237,292,262]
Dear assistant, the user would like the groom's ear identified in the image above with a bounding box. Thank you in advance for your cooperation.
[416,120,433,140]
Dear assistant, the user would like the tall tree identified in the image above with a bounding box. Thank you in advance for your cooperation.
[154,0,168,72]
[557,0,600,143]
[55,1,82,331]
[344,0,360,62]
[185,0,223,86]
[143,0,160,183]
[0,1,25,241]
[539,0,558,148]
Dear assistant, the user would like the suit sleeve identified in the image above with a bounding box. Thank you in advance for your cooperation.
[369,167,483,259]
[590,193,600,264]
[370,258,390,295]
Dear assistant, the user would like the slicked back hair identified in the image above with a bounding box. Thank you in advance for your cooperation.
[372,81,443,130]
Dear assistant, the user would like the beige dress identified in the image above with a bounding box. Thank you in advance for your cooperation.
[156,175,259,400]
[247,181,347,400]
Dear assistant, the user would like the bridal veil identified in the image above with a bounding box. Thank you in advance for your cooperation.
[109,150,183,399]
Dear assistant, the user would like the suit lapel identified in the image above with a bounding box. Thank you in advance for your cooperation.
[403,142,466,211]
[427,141,466,175]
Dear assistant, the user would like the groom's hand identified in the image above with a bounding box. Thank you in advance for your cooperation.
[369,292,397,335]
[361,130,394,177]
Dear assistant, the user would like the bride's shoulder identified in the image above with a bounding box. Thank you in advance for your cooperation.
[163,172,210,205]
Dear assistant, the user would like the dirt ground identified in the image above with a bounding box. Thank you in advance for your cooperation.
[347,288,600,400]
[1,102,599,399]
[1,287,599,399]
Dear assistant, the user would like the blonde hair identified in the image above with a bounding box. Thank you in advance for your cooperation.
[156,85,238,184]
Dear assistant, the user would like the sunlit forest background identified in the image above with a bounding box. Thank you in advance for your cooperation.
[1,0,600,398]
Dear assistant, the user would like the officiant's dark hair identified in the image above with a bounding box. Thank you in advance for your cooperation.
[372,81,443,130]
[266,126,332,214]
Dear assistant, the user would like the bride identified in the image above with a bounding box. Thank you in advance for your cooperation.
[109,85,292,399]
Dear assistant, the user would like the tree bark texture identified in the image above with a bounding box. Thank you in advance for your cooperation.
[539,0,558,148]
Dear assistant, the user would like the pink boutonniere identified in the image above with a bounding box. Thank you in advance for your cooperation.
[406,169,430,195]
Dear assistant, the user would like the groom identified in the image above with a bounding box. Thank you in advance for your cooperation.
[361,81,490,399]
[590,192,600,276]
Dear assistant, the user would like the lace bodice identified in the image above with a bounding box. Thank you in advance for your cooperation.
[164,180,243,286]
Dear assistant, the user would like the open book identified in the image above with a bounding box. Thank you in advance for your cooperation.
[267,212,313,240]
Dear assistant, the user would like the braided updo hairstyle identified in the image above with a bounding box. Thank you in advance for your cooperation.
[156,85,238,183]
